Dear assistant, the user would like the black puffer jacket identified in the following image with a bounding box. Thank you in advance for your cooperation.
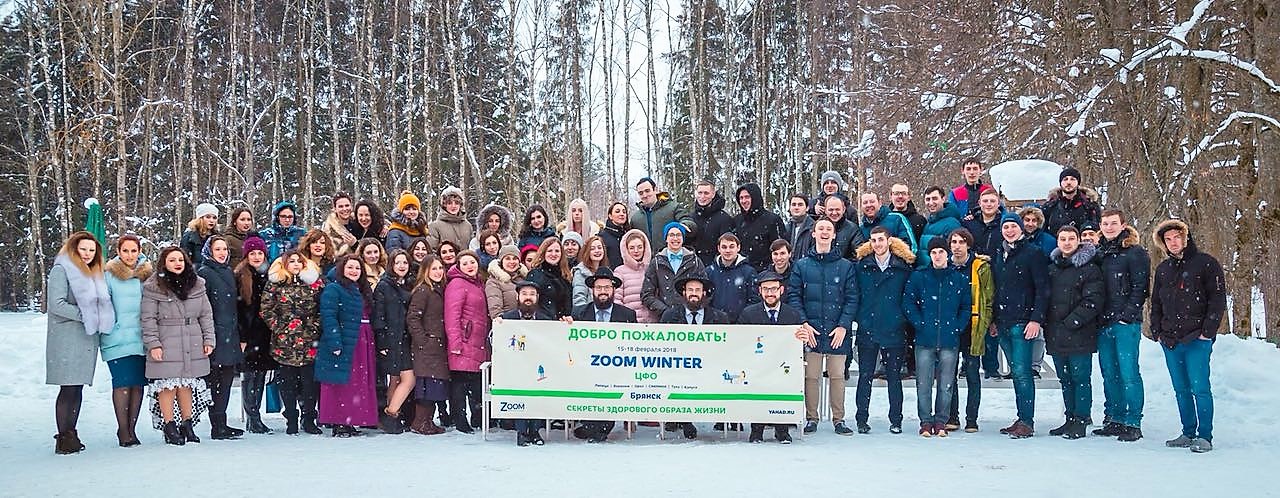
[1149,220,1226,348]
[371,273,413,373]
[732,183,784,272]
[689,193,735,267]
[237,261,278,371]
[1098,226,1150,325]
[527,262,573,318]
[1045,243,1104,355]
[198,245,243,367]
[599,219,629,270]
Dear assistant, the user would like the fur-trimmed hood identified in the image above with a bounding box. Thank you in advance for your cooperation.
[1152,219,1197,256]
[474,203,514,238]
[1046,186,1099,203]
[854,237,917,265]
[268,255,321,285]
[105,255,154,282]
[486,257,527,283]
[1051,242,1099,267]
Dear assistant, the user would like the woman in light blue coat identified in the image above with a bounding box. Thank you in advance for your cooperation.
[101,235,152,447]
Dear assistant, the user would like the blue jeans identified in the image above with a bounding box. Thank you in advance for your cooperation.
[1053,353,1093,419]
[855,344,904,426]
[981,337,1002,378]
[1163,339,1214,441]
[1098,323,1144,427]
[915,347,958,426]
[1000,324,1036,426]
[948,354,981,424]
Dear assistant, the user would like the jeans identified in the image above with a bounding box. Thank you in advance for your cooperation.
[981,338,1002,378]
[915,347,958,426]
[1053,353,1093,419]
[1000,324,1036,426]
[1164,339,1214,441]
[1031,334,1047,372]
[1098,323,1144,427]
[514,419,543,433]
[948,354,982,424]
[855,344,904,426]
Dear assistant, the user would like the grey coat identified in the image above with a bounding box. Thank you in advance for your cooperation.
[45,264,101,386]
[140,276,216,379]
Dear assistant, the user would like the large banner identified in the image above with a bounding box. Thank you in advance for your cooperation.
[490,320,804,424]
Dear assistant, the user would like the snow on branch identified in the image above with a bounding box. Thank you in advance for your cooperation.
[1183,111,1280,166]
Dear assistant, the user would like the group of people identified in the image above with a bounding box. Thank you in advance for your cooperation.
[44,158,1225,453]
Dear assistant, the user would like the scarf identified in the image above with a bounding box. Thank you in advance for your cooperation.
[54,254,114,335]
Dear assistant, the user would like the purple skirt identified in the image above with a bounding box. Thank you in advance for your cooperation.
[319,321,378,426]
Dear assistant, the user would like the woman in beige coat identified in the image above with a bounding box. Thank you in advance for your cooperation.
[141,246,215,446]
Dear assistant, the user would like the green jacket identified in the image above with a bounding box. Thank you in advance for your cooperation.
[960,254,994,357]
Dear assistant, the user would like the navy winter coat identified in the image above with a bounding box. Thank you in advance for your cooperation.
[902,266,971,349]
[1098,226,1150,325]
[992,236,1051,330]
[962,210,1005,257]
[1025,229,1057,257]
[1046,244,1105,355]
[852,239,916,348]
[786,248,858,355]
[706,255,759,323]
[197,246,243,367]
[689,193,735,267]
[316,279,365,385]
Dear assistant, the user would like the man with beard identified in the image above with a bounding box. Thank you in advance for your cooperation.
[822,195,863,261]
[889,184,926,249]
[571,268,637,443]
[785,194,815,259]
[1040,168,1101,235]
[498,280,555,447]
[659,274,729,439]
[737,271,804,444]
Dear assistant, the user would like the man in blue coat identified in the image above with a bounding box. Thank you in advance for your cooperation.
[851,227,916,434]
[858,193,916,253]
[992,212,1051,439]
[706,233,759,323]
[787,219,859,435]
[915,186,963,266]
[738,271,804,444]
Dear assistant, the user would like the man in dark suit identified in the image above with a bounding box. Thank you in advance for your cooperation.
[658,274,729,439]
[498,280,555,447]
[737,271,804,444]
[571,268,637,443]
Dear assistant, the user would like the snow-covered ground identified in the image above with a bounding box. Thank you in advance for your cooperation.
[2,312,1276,496]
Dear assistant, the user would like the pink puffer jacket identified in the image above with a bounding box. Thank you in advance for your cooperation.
[613,229,656,323]
[443,266,491,372]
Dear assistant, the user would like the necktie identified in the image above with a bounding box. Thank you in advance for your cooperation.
[689,310,699,325]
[597,309,607,322]
[769,309,778,324]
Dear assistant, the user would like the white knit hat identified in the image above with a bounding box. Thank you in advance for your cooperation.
[195,203,219,219]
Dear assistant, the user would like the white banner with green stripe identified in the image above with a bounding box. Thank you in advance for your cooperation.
[490,320,804,423]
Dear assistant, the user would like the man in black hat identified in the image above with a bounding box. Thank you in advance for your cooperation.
[737,271,804,443]
[1041,167,1100,235]
[498,280,555,447]
[659,273,729,439]
[571,268,637,443]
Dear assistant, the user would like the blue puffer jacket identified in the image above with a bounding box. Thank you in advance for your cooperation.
[101,256,153,361]
[259,200,306,262]
[1026,229,1057,257]
[786,248,858,355]
[316,278,366,385]
[916,202,963,267]
[853,239,916,347]
[992,235,1051,330]
[706,254,759,323]
[903,265,972,349]
[859,206,916,252]
[198,240,243,367]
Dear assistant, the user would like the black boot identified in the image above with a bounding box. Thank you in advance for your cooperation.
[1049,419,1072,437]
[748,424,766,443]
[180,420,201,443]
[682,423,698,440]
[380,410,406,434]
[527,429,545,446]
[1062,418,1087,440]
[285,415,299,435]
[163,421,186,446]
[301,418,322,435]
[243,372,271,434]
[775,425,793,444]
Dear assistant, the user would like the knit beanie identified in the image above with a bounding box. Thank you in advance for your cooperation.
[662,221,687,237]
[562,230,585,247]
[1000,211,1024,230]
[927,236,949,254]
[242,235,267,256]
[195,203,219,219]
[397,190,422,212]
[1059,167,1081,183]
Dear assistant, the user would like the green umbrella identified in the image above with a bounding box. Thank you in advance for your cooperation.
[84,198,105,246]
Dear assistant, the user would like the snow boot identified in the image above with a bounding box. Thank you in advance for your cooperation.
[54,431,84,454]
[380,410,406,434]
[1062,418,1086,440]
[180,420,201,443]
[1049,419,1072,437]
[1118,426,1143,442]
[775,426,793,444]
[301,418,322,435]
[1093,421,1123,437]
[246,414,272,435]
[162,421,186,446]
[1006,420,1034,439]
[682,423,698,440]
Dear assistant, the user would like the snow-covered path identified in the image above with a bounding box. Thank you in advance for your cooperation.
[2,313,1274,496]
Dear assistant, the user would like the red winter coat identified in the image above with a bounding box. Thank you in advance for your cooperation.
[443,266,491,372]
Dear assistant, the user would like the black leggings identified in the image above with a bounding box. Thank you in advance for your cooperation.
[55,385,84,433]
[449,371,483,431]
[204,364,237,428]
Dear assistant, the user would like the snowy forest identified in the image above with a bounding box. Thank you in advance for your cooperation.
[0,0,1276,339]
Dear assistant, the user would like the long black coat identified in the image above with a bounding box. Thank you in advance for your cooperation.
[371,273,413,374]
[598,219,629,270]
[237,264,278,371]
[732,183,785,272]
[198,257,243,367]
[1045,244,1105,355]
[689,193,736,267]
[1098,226,1150,325]
[526,262,573,318]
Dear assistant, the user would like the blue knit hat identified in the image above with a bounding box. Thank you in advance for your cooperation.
[662,221,687,237]
[1000,211,1024,230]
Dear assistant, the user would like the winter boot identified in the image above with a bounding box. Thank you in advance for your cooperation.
[1117,426,1143,442]
[516,432,529,447]
[1006,420,1034,439]
[380,409,406,434]
[285,416,299,435]
[1092,421,1122,437]
[528,430,546,446]
[301,418,322,435]
[53,431,83,455]
[180,420,201,443]
[163,421,186,446]
[1062,418,1086,440]
[246,414,272,435]
[681,423,698,440]
[748,425,765,443]
[775,426,793,444]
[1048,419,1072,437]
